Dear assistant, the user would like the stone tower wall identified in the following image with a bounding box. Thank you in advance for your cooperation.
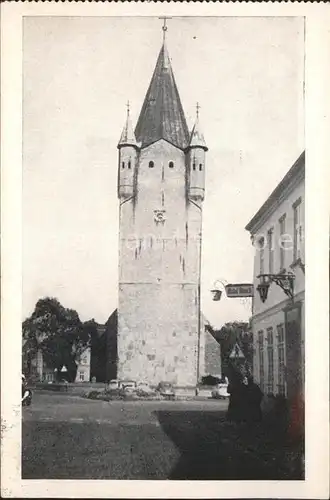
[118,140,203,387]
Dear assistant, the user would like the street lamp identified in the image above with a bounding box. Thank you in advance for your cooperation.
[211,289,222,301]
[210,279,227,302]
[256,272,295,303]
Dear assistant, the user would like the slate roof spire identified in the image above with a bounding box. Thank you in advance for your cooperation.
[118,100,139,149]
[135,37,190,151]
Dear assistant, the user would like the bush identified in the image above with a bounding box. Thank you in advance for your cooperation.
[105,388,121,397]
[86,390,102,399]
[85,389,123,401]
[85,387,163,402]
[201,375,220,386]
[135,388,157,398]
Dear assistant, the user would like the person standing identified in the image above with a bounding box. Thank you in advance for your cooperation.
[244,375,263,423]
[226,369,245,422]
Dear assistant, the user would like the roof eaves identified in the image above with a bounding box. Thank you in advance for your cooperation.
[139,136,187,152]
[245,151,305,233]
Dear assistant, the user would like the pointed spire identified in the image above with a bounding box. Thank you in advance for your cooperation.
[135,36,189,151]
[189,102,208,151]
[118,101,139,149]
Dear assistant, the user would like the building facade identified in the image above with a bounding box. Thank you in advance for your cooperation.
[245,152,305,400]
[75,347,91,382]
[117,36,207,388]
[23,343,91,383]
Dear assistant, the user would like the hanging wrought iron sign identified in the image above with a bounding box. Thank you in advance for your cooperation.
[225,283,254,298]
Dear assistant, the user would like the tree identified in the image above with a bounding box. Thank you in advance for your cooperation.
[84,318,107,382]
[22,297,90,382]
[213,321,253,377]
[82,318,99,342]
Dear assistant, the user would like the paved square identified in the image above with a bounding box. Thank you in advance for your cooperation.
[22,391,303,480]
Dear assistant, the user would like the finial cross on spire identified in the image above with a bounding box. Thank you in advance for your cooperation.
[196,102,201,119]
[159,16,172,41]
[126,100,130,117]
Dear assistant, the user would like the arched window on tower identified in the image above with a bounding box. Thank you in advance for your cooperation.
[122,162,125,169]
[128,160,131,169]
[193,162,196,171]
[169,161,174,169]
[199,163,203,171]
[149,161,154,168]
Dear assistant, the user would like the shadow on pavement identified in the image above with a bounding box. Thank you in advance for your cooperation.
[154,410,304,480]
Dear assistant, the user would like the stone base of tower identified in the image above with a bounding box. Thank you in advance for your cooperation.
[117,283,203,388]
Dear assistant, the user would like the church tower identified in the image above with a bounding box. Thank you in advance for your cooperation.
[117,28,207,389]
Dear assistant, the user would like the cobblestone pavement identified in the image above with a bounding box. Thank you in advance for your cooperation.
[22,391,303,480]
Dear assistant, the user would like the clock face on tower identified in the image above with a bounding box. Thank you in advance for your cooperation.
[154,210,166,224]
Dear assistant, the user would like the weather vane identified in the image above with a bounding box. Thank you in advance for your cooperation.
[126,100,130,117]
[159,16,172,41]
[196,102,201,119]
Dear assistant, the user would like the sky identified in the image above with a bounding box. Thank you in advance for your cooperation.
[23,16,304,328]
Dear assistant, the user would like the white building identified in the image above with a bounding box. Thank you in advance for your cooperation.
[245,152,305,401]
[75,347,91,382]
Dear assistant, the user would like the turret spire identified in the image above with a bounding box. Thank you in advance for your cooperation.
[189,103,208,151]
[118,101,139,149]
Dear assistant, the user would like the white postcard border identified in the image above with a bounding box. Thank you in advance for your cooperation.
[1,1,329,498]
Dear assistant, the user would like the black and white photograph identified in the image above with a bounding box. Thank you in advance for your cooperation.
[1,2,329,499]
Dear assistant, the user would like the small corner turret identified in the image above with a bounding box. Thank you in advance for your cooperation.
[117,101,139,199]
[187,103,207,202]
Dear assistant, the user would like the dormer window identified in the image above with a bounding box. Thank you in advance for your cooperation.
[122,162,125,169]
[169,161,174,169]
[149,161,154,168]
[128,161,131,169]
[199,163,203,171]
